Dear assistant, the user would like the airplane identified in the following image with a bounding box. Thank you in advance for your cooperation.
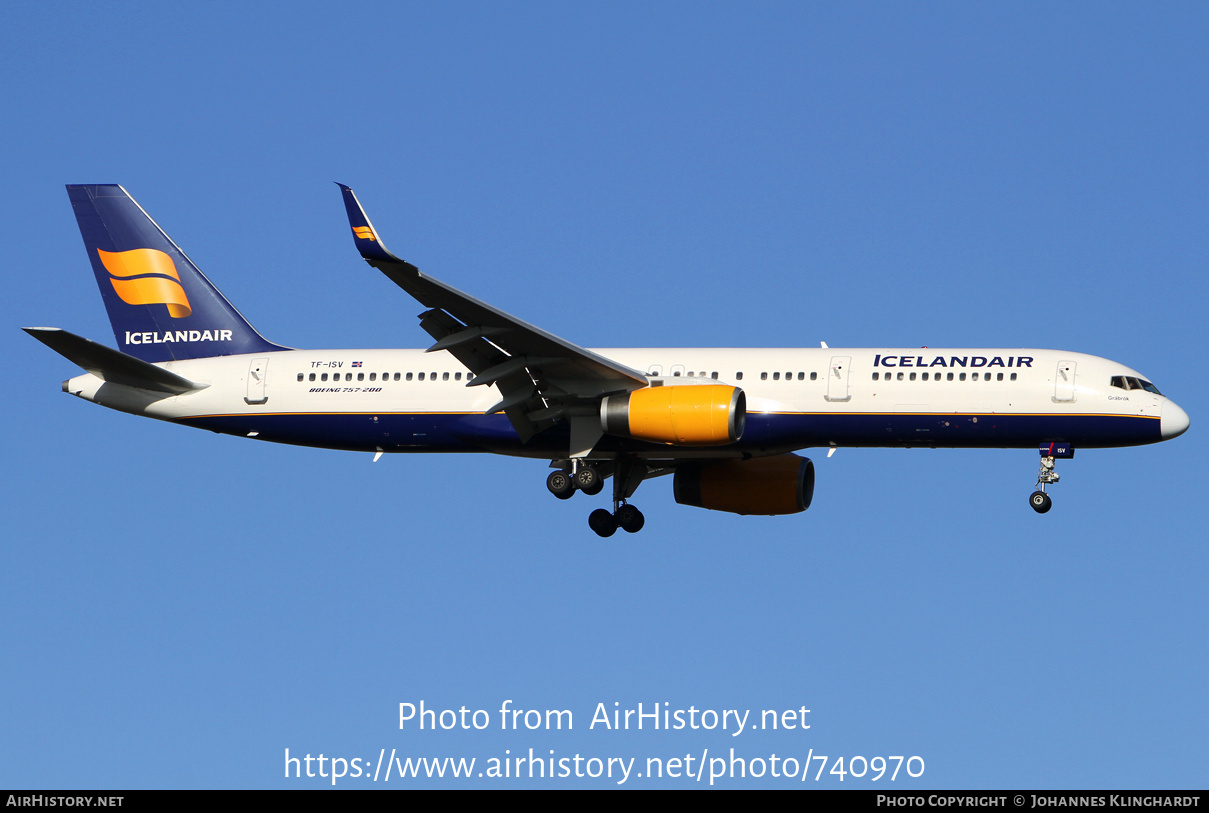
[26,184,1190,536]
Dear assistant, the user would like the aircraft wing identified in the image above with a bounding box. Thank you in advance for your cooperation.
[337,184,648,444]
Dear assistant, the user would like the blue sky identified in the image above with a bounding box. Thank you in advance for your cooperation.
[3,2,1206,788]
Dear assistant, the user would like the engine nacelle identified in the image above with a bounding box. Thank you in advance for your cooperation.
[674,453,815,515]
[601,384,745,446]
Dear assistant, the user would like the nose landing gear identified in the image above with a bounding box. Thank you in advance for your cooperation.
[1030,443,1073,514]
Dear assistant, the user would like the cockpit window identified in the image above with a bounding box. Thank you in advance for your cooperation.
[1111,375,1162,395]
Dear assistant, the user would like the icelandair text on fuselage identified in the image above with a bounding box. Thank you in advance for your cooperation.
[873,354,1033,369]
[398,700,809,736]
[124,329,233,345]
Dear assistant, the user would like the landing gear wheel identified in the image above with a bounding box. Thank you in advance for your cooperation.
[1029,491,1052,514]
[588,508,618,538]
[575,466,602,495]
[615,504,645,533]
[547,471,575,500]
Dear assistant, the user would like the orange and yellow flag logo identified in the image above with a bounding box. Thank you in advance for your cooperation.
[98,248,192,318]
[352,226,377,242]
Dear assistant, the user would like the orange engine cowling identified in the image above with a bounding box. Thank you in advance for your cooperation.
[673,454,815,515]
[600,385,745,446]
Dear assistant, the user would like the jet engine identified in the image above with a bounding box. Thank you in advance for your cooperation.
[673,453,815,515]
[600,384,745,446]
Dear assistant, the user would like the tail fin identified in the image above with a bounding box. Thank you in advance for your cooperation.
[67,184,288,362]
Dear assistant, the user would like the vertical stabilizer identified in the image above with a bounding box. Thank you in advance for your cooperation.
[67,184,288,362]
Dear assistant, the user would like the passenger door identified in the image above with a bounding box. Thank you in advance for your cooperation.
[826,355,852,402]
[245,357,269,405]
[1054,360,1077,402]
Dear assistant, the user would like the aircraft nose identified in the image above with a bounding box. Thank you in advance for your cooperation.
[1161,400,1190,440]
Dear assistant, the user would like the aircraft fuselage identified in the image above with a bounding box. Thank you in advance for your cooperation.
[63,346,1186,458]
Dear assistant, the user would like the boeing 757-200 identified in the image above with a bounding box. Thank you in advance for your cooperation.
[25,184,1189,536]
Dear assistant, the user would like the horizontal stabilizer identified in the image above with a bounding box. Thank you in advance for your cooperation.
[23,327,206,395]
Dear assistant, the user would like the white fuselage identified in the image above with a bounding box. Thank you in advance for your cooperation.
[63,346,1187,459]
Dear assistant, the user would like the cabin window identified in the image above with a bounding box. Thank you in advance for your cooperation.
[773,372,780,381]
[418,373,425,381]
[761,372,768,381]
[309,373,316,381]
[358,373,364,381]
[959,373,966,381]
[711,372,719,380]
[872,372,879,381]
[736,372,743,381]
[810,372,818,381]
[897,372,904,381]
[443,372,450,381]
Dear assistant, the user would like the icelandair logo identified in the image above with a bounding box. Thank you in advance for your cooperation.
[125,329,233,345]
[98,248,192,317]
[352,226,376,242]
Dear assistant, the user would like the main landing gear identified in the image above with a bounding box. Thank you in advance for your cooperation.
[546,462,604,499]
[588,504,645,537]
[1030,443,1073,514]
[547,458,649,536]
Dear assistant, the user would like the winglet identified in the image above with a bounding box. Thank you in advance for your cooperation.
[336,182,406,265]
